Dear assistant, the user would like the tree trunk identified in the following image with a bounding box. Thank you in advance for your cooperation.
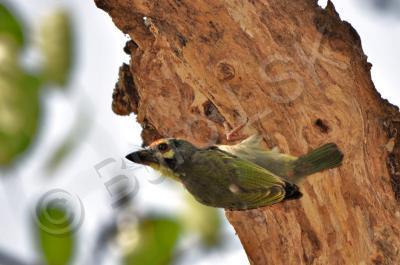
[95,0,400,264]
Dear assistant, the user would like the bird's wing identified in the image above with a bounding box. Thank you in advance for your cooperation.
[226,155,287,207]
[197,148,287,208]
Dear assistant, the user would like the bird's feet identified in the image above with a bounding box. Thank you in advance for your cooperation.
[224,117,249,141]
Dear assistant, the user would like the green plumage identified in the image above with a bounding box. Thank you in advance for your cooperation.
[125,135,344,210]
[179,148,286,209]
[218,135,343,183]
[293,143,343,178]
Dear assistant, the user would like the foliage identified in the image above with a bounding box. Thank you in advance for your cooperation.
[180,192,222,248]
[0,3,73,167]
[0,40,40,165]
[39,10,73,86]
[36,206,75,265]
[0,4,24,47]
[124,217,181,265]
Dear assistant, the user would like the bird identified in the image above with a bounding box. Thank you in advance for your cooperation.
[125,135,343,210]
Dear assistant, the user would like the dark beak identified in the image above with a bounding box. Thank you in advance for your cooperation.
[125,149,158,165]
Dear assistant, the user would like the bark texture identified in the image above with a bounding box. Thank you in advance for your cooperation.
[95,0,400,264]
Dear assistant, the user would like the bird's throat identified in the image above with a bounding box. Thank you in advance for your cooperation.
[148,163,181,181]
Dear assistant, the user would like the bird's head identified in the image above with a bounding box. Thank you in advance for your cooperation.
[125,138,197,175]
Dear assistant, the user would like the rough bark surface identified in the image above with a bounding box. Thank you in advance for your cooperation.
[95,0,400,264]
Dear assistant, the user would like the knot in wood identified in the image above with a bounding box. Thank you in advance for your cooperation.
[217,62,235,81]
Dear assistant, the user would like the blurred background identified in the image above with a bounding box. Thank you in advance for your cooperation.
[0,0,399,265]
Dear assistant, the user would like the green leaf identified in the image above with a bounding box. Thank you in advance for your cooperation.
[180,192,222,247]
[36,205,75,265]
[0,42,41,166]
[44,113,90,174]
[124,217,181,265]
[39,9,73,87]
[0,3,25,47]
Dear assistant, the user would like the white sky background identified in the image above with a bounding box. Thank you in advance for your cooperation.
[0,0,399,265]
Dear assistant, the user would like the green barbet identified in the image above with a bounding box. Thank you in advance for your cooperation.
[125,135,343,210]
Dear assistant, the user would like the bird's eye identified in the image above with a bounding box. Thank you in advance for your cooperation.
[158,143,169,152]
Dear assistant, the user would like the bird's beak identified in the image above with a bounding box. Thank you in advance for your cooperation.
[125,149,158,165]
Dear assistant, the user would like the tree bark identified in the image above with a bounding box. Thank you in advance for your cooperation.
[95,0,400,264]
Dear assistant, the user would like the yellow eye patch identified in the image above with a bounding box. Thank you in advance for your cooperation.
[162,149,175,159]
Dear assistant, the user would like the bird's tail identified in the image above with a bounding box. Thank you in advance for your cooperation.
[292,143,343,182]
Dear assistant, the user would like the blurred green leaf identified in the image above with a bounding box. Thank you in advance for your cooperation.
[124,217,181,265]
[0,3,25,47]
[0,41,41,166]
[44,113,90,174]
[36,205,75,265]
[39,10,73,87]
[180,192,222,248]
[45,139,75,173]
